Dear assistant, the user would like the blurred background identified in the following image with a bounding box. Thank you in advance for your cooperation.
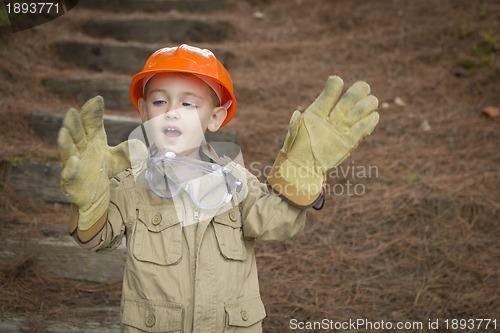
[0,0,499,331]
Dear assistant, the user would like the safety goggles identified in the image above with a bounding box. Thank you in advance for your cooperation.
[146,151,242,210]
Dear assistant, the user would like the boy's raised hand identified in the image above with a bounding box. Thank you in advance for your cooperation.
[267,76,379,208]
[58,96,146,242]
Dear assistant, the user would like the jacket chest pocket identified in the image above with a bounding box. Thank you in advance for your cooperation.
[133,207,182,265]
[213,209,247,261]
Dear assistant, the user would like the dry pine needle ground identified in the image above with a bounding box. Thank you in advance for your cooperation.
[0,0,499,331]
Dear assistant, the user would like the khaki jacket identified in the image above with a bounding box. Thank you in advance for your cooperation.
[95,162,306,332]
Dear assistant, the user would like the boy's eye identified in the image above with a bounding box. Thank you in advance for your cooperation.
[182,102,197,109]
[153,100,167,105]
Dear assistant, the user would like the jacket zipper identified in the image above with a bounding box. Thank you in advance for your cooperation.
[193,204,200,223]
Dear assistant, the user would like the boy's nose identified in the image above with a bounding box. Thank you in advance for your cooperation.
[164,106,180,119]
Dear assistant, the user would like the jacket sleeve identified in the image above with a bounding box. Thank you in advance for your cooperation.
[240,168,307,241]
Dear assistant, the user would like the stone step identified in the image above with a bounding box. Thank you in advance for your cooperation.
[44,77,131,110]
[78,0,224,13]
[1,312,120,332]
[5,160,68,204]
[0,236,126,283]
[31,111,238,146]
[32,111,144,147]
[82,17,227,43]
[56,41,226,74]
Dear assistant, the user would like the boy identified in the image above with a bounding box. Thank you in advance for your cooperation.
[58,44,379,332]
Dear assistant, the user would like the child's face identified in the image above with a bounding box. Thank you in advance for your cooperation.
[138,73,227,158]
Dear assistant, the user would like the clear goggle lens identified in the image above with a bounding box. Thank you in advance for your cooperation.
[146,152,241,210]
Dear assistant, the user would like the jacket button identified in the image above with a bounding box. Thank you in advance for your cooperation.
[241,310,249,321]
[152,213,162,225]
[145,314,156,327]
[229,211,238,222]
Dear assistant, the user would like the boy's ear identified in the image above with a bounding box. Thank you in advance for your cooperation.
[207,106,228,132]
[138,98,148,122]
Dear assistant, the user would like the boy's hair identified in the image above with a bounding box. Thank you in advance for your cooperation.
[130,44,237,128]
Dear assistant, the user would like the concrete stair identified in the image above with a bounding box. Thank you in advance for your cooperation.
[82,17,227,43]
[0,236,126,283]
[0,315,120,333]
[3,0,234,331]
[78,0,224,13]
[44,77,131,110]
[47,40,226,108]
[56,41,226,74]
[46,1,229,112]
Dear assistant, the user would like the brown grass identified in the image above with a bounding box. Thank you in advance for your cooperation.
[1,0,499,331]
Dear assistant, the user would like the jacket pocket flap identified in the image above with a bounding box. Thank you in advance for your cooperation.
[137,207,180,232]
[213,209,247,261]
[122,297,183,332]
[225,295,266,327]
[213,209,242,228]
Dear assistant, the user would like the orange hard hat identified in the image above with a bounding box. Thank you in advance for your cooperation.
[129,44,237,128]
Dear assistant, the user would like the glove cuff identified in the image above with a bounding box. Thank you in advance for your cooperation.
[267,151,325,208]
[68,199,108,244]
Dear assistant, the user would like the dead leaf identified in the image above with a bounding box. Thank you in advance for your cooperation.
[420,119,431,131]
[480,106,500,121]
[253,12,265,19]
[394,97,406,107]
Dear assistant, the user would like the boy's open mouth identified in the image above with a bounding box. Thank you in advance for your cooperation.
[163,126,182,139]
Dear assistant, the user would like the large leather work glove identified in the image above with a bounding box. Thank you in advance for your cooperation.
[267,76,379,208]
[58,96,146,243]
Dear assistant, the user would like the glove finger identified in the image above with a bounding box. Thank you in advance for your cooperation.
[330,81,371,125]
[62,108,86,152]
[108,140,133,178]
[306,121,352,169]
[281,110,302,154]
[335,95,379,131]
[344,111,380,143]
[57,127,79,163]
[304,76,344,118]
[80,96,106,141]
[308,111,379,170]
[61,155,81,183]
